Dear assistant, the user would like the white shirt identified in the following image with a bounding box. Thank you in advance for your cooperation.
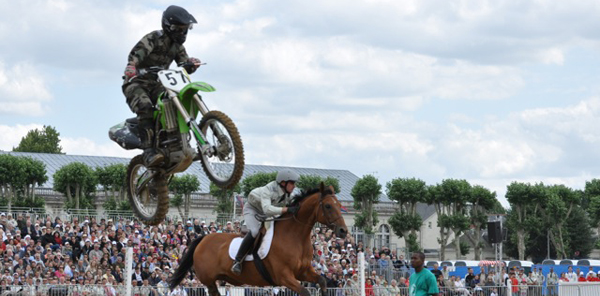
[566,271,577,283]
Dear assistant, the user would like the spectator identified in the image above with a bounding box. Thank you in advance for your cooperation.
[566,266,577,282]
[431,263,442,279]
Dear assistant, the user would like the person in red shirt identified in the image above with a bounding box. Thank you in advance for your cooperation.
[559,272,569,282]
[510,273,519,294]
[365,278,375,296]
[578,272,587,282]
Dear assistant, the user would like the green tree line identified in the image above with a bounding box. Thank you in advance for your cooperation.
[3,146,599,261]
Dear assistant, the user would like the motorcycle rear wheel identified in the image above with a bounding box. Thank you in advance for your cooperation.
[198,110,245,189]
[126,155,170,225]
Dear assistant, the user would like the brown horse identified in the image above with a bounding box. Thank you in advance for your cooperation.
[169,184,348,296]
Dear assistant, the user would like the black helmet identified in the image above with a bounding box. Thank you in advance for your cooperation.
[161,5,197,44]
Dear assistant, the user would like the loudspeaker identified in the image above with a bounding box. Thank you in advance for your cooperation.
[487,221,502,243]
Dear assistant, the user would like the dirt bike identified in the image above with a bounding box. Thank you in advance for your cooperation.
[109,64,245,225]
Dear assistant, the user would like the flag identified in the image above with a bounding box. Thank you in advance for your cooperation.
[341,205,348,213]
[236,195,245,211]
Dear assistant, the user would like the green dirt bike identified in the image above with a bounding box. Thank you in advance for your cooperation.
[109,64,245,225]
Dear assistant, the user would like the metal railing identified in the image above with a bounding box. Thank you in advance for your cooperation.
[366,263,413,284]
[0,284,320,296]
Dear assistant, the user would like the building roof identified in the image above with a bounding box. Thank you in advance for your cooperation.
[0,151,392,202]
[416,203,436,221]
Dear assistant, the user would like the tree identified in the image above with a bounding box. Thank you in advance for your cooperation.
[505,182,546,260]
[424,184,452,260]
[13,125,63,154]
[463,185,497,260]
[565,205,594,259]
[96,164,128,211]
[241,172,277,196]
[53,162,97,209]
[584,179,600,234]
[351,174,382,246]
[438,179,472,259]
[545,185,580,259]
[169,174,200,221]
[210,182,241,215]
[386,177,426,252]
[297,175,341,193]
[0,155,48,211]
[0,154,26,212]
[20,157,48,201]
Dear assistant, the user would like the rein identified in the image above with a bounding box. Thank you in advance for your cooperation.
[290,193,342,229]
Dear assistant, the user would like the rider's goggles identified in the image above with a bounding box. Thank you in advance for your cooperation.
[169,24,193,33]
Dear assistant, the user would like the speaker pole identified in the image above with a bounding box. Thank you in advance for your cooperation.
[496,215,503,275]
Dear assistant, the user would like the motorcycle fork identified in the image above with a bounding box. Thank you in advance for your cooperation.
[136,170,158,195]
[165,90,216,154]
[191,93,228,140]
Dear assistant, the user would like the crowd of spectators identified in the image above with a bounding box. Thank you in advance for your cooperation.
[0,212,241,295]
[309,226,413,296]
[0,212,413,296]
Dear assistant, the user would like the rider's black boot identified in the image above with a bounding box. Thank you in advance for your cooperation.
[231,232,254,275]
[138,119,163,167]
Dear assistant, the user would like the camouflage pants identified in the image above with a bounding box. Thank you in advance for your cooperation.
[122,79,165,120]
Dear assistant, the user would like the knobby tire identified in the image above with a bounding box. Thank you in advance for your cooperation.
[127,155,170,226]
[198,110,245,189]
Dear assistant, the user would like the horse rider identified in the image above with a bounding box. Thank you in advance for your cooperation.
[231,170,301,275]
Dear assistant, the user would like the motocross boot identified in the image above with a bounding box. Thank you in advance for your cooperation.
[231,232,254,275]
[138,119,164,167]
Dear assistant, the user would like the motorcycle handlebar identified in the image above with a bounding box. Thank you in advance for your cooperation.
[137,66,164,76]
[124,62,207,81]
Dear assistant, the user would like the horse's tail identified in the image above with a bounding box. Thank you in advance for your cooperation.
[169,234,204,290]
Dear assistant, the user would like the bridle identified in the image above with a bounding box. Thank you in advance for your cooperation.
[292,192,343,230]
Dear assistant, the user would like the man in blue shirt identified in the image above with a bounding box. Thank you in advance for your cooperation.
[409,252,439,296]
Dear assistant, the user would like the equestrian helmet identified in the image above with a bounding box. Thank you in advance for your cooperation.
[276,169,300,183]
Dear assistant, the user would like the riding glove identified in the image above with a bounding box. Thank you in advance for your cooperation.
[287,206,300,215]
[124,64,137,79]
[185,57,201,73]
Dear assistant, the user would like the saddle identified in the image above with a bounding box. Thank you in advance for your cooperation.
[229,221,274,261]
[228,221,276,285]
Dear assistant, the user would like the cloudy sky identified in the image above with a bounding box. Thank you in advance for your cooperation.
[2,0,600,207]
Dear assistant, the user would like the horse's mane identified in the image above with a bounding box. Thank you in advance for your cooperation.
[290,187,334,206]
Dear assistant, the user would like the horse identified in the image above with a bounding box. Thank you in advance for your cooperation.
[169,183,349,296]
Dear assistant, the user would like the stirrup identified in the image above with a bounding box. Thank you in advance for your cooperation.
[231,260,243,275]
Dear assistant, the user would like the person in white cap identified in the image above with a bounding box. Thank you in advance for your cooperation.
[231,169,301,275]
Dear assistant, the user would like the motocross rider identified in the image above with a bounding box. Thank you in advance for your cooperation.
[231,170,301,275]
[122,5,201,167]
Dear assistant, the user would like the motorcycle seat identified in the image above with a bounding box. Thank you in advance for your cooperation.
[126,117,139,124]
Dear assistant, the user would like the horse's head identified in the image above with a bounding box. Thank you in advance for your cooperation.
[315,183,348,238]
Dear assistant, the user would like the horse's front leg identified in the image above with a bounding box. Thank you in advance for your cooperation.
[298,269,327,296]
[279,270,315,296]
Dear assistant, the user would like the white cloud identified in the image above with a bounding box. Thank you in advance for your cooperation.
[2,0,600,211]
[60,137,138,158]
[0,124,44,151]
[0,62,52,116]
[538,47,565,65]
[0,123,136,158]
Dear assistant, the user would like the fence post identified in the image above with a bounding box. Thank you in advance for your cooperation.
[358,252,366,296]
[126,247,133,296]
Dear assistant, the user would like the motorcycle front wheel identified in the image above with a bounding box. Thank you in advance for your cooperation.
[198,110,245,189]
[126,155,170,225]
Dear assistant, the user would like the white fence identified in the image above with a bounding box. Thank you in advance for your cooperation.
[0,285,318,296]
[502,282,600,296]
